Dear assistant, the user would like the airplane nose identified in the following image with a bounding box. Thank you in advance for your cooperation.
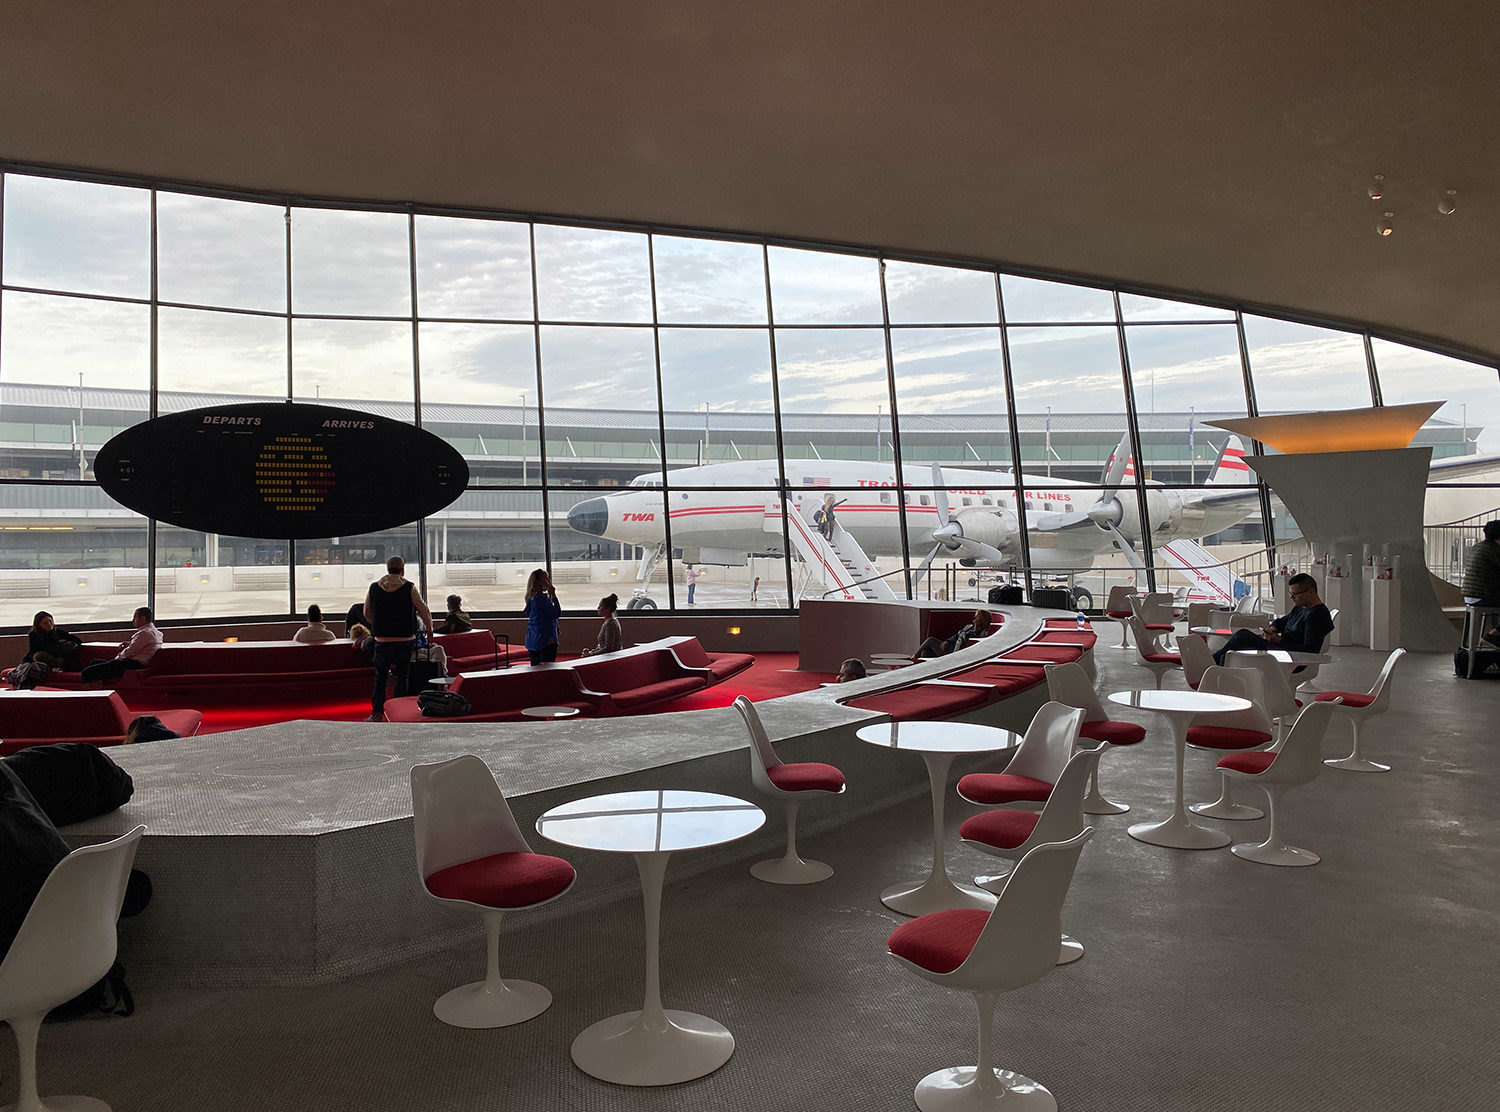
[567,497,609,537]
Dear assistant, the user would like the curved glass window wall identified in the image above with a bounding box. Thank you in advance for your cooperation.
[2,167,1497,627]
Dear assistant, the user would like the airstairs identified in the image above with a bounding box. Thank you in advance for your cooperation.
[772,494,897,600]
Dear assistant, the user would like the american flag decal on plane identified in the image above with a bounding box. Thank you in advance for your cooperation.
[802,476,830,486]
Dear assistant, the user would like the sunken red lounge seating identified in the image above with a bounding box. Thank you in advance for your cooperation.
[1000,644,1083,665]
[842,682,991,721]
[383,666,599,723]
[942,664,1048,697]
[0,689,202,754]
[383,637,743,722]
[1034,630,1098,649]
[51,629,521,698]
[667,638,755,683]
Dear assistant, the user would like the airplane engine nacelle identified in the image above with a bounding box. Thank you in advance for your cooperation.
[1144,488,1184,536]
[1113,490,1183,541]
[955,507,1019,556]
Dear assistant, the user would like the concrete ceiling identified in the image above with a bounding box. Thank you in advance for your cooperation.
[2,1,1498,364]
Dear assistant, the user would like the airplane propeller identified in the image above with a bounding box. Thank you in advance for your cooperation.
[1085,433,1148,573]
[913,461,1010,586]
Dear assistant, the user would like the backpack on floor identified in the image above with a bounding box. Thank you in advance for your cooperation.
[417,690,472,717]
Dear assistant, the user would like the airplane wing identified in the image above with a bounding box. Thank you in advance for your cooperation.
[1427,450,1500,481]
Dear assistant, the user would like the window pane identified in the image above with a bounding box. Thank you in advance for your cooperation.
[884,261,998,325]
[158,306,288,401]
[418,322,537,407]
[1372,339,1500,456]
[414,215,533,320]
[891,328,1013,470]
[667,489,794,608]
[1,292,150,476]
[659,328,776,472]
[653,236,767,324]
[290,208,411,316]
[534,225,652,323]
[153,530,290,623]
[157,192,287,312]
[2,175,150,299]
[549,488,661,610]
[768,247,882,325]
[1124,324,1250,480]
[1118,292,1233,322]
[1007,327,1128,481]
[1242,316,1373,413]
[430,490,545,610]
[293,523,421,617]
[1001,276,1114,323]
[291,319,414,420]
[539,327,658,478]
[0,483,149,627]
[773,330,889,454]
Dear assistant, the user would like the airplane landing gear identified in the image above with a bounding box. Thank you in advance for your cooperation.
[626,596,658,610]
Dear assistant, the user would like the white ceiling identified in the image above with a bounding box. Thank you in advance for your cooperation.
[2,1,1498,364]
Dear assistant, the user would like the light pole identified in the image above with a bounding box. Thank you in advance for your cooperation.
[520,393,528,484]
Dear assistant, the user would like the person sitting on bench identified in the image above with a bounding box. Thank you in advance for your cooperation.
[80,607,163,684]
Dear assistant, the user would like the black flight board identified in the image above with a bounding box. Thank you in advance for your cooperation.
[94,403,469,539]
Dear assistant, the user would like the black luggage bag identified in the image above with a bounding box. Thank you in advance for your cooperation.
[1454,648,1500,679]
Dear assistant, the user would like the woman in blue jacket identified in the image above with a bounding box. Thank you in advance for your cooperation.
[523,568,563,665]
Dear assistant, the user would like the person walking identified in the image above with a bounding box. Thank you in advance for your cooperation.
[524,568,563,665]
[362,556,433,720]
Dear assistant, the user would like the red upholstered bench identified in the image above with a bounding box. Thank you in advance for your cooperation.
[0,689,202,754]
[843,681,991,721]
[1033,630,1098,650]
[383,665,600,723]
[573,650,707,711]
[942,664,1048,698]
[666,638,755,682]
[432,628,525,672]
[999,643,1084,665]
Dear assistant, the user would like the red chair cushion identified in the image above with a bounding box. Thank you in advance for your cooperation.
[959,808,1040,850]
[1107,610,1133,619]
[425,851,575,908]
[1315,691,1375,708]
[888,908,990,975]
[1144,623,1175,631]
[1218,750,1276,775]
[1142,653,1181,664]
[1081,719,1146,746]
[1186,725,1272,750]
[767,762,846,792]
[957,772,1052,805]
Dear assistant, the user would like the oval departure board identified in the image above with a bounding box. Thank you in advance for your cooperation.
[94,403,469,538]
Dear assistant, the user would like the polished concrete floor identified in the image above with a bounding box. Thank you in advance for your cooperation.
[3,642,1496,1111]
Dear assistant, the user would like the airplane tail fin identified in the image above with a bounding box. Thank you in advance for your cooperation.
[1208,435,1251,485]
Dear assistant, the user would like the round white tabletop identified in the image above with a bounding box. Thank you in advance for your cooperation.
[1108,690,1251,715]
[536,789,764,854]
[1190,626,1235,637]
[535,790,764,1086]
[855,719,1021,755]
[1229,649,1332,666]
[856,720,1020,916]
[520,704,581,719]
[1107,689,1251,850]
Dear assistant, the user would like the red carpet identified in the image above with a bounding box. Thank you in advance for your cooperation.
[120,652,830,735]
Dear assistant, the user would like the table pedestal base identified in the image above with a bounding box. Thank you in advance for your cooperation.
[915,1066,1056,1112]
[570,1009,734,1086]
[882,875,996,917]
[1128,814,1230,850]
[1232,841,1320,867]
[434,978,551,1029]
[750,856,832,885]
[1057,934,1084,965]
[1324,755,1390,773]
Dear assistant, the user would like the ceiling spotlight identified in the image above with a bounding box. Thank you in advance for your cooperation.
[1439,189,1457,215]
[1377,211,1395,237]
[1367,174,1386,201]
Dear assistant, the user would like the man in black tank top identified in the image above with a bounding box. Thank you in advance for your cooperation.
[363,556,434,720]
